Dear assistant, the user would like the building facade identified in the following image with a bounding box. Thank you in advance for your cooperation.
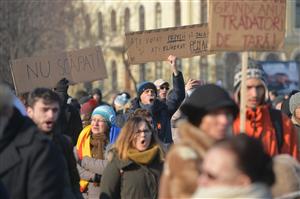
[68,0,300,99]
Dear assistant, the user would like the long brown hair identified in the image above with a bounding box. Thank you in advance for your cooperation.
[114,116,164,160]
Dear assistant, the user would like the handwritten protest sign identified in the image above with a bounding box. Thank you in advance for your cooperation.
[208,0,286,51]
[10,46,107,94]
[125,23,210,65]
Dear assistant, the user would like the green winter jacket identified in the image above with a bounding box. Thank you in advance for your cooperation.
[100,151,163,199]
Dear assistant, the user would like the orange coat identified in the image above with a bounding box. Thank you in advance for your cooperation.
[233,105,298,160]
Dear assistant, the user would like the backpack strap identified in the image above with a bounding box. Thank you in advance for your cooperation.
[269,108,283,153]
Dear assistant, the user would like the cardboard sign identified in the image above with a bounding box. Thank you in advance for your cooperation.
[125,23,210,64]
[10,46,107,94]
[208,0,286,51]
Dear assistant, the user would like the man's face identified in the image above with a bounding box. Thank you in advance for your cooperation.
[158,83,169,100]
[140,89,156,105]
[246,78,265,108]
[199,108,233,140]
[27,99,60,133]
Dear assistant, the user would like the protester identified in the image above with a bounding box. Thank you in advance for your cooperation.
[129,55,185,144]
[54,78,83,145]
[193,134,274,199]
[76,105,116,199]
[91,88,109,106]
[232,60,298,159]
[0,84,65,199]
[281,90,299,118]
[289,92,300,151]
[269,90,278,102]
[113,92,131,128]
[27,87,82,199]
[80,98,98,128]
[271,154,300,198]
[154,55,185,103]
[272,95,285,110]
[100,116,165,199]
[159,84,238,199]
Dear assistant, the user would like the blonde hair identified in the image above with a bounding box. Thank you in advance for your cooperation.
[114,116,164,160]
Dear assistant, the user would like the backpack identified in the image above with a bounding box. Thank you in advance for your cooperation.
[269,108,283,152]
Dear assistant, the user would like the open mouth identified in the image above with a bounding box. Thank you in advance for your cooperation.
[141,139,146,145]
[149,98,154,103]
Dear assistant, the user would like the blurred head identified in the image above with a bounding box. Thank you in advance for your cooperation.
[180,84,238,140]
[234,60,268,108]
[92,88,102,104]
[53,78,69,105]
[130,108,154,128]
[199,134,274,187]
[113,92,131,112]
[27,88,61,133]
[154,79,170,100]
[137,82,157,105]
[115,117,159,160]
[90,105,115,134]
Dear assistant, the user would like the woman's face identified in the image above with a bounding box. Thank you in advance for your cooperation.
[198,147,250,187]
[132,121,152,152]
[91,115,108,135]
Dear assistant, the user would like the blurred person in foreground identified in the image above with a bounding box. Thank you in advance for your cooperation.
[193,134,274,199]
[27,87,82,199]
[100,116,165,199]
[0,84,65,199]
[159,84,238,199]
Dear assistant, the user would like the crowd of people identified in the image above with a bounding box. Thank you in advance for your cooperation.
[1,55,300,199]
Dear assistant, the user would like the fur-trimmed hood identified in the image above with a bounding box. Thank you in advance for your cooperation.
[176,120,215,159]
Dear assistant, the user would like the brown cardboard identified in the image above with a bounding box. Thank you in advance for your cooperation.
[125,23,210,65]
[208,0,286,51]
[10,46,107,94]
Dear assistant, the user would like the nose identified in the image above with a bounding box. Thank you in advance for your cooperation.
[47,110,55,120]
[250,87,258,97]
[218,113,231,125]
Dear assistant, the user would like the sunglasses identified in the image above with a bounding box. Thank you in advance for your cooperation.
[159,86,169,90]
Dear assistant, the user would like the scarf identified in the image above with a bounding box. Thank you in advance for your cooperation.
[192,183,272,199]
[127,144,162,165]
[77,125,109,192]
[90,133,107,160]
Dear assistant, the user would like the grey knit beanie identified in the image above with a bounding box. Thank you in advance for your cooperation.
[233,59,269,102]
[289,92,300,114]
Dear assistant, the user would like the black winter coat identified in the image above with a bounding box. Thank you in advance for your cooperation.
[0,108,65,199]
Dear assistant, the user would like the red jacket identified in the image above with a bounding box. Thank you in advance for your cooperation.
[233,105,298,160]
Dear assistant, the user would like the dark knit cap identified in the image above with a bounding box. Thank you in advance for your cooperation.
[137,82,157,99]
[180,84,239,123]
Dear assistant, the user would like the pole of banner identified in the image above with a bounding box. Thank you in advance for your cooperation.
[240,51,248,133]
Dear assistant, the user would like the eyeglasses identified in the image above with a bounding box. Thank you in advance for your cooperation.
[91,118,106,123]
[135,129,151,135]
[159,86,169,90]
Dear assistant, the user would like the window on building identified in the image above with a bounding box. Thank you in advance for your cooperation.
[124,7,130,33]
[155,2,162,28]
[200,0,207,23]
[84,14,91,37]
[139,5,145,30]
[175,0,181,26]
[98,12,104,39]
[265,53,280,61]
[296,0,300,28]
[111,60,117,91]
[111,9,117,32]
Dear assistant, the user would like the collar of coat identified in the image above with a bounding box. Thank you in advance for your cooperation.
[176,120,215,158]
